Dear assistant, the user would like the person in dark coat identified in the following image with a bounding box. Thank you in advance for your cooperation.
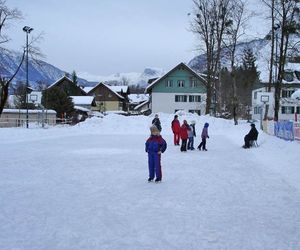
[243,123,259,148]
[180,120,189,152]
[171,115,181,145]
[152,114,162,132]
[198,122,209,151]
[145,125,167,182]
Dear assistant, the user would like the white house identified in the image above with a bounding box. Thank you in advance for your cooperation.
[145,62,207,115]
[252,68,300,121]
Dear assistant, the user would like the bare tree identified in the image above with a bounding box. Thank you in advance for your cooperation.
[190,0,232,115]
[222,0,249,124]
[0,1,44,117]
[262,0,299,121]
[0,1,23,116]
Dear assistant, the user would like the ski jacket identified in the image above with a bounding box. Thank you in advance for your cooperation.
[145,135,167,154]
[171,119,180,133]
[247,127,259,140]
[180,124,189,140]
[188,124,196,138]
[152,118,162,132]
[201,127,209,139]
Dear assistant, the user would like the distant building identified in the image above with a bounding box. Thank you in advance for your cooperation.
[86,83,128,112]
[47,76,86,96]
[128,94,149,111]
[70,96,96,110]
[145,62,207,115]
[252,66,300,121]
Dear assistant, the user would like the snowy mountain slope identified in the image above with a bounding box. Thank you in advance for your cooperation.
[188,37,300,83]
[188,38,271,80]
[78,67,165,87]
[0,49,90,88]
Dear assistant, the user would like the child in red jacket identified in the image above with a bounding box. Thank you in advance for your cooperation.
[180,120,189,152]
[171,115,181,145]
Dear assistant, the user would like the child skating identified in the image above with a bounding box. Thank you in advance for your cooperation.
[145,125,167,182]
[197,122,209,151]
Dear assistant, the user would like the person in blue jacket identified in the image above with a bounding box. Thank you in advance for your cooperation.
[145,125,167,182]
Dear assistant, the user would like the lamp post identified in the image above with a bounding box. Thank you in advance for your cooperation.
[23,26,33,128]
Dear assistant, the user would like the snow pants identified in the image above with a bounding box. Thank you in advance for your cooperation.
[173,132,180,145]
[244,135,251,148]
[187,137,194,150]
[181,139,187,151]
[198,138,207,150]
[148,152,162,180]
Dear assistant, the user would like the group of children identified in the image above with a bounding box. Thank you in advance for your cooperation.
[145,114,210,182]
[171,115,209,152]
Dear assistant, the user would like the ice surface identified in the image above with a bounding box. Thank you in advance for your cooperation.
[0,113,300,250]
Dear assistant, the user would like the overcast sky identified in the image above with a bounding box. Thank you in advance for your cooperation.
[6,0,268,80]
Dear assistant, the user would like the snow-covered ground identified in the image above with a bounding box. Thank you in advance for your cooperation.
[1,113,300,250]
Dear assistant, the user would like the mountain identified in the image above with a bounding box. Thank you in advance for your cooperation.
[0,49,164,89]
[78,67,165,88]
[188,38,270,81]
[0,49,90,88]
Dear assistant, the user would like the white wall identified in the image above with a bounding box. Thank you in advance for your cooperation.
[151,93,206,114]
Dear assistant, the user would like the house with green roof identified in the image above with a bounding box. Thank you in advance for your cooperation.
[145,62,207,115]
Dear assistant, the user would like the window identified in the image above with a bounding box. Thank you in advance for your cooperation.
[282,89,295,98]
[254,107,261,114]
[254,91,258,99]
[165,80,173,87]
[281,106,295,114]
[177,80,185,87]
[190,80,198,88]
[297,107,300,114]
[189,95,201,102]
[175,95,187,102]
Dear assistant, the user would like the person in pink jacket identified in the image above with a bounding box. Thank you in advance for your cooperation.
[171,115,181,145]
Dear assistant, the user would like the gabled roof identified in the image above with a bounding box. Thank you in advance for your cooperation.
[87,82,124,99]
[47,76,73,89]
[110,85,129,93]
[145,62,207,93]
[134,100,149,110]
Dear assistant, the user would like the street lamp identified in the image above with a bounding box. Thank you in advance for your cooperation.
[23,26,33,128]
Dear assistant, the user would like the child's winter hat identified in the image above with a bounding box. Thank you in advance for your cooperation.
[150,125,160,134]
[204,122,209,127]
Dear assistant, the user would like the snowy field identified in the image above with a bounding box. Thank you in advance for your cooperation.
[1,113,300,250]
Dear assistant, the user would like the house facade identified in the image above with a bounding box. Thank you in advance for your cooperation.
[86,83,127,112]
[252,70,300,121]
[145,63,207,115]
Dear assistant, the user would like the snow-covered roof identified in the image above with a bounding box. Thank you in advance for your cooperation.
[110,85,129,93]
[2,109,56,114]
[128,94,149,104]
[87,82,125,99]
[145,62,207,92]
[134,100,149,110]
[74,106,91,112]
[83,87,94,93]
[71,96,95,105]
[291,89,300,100]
